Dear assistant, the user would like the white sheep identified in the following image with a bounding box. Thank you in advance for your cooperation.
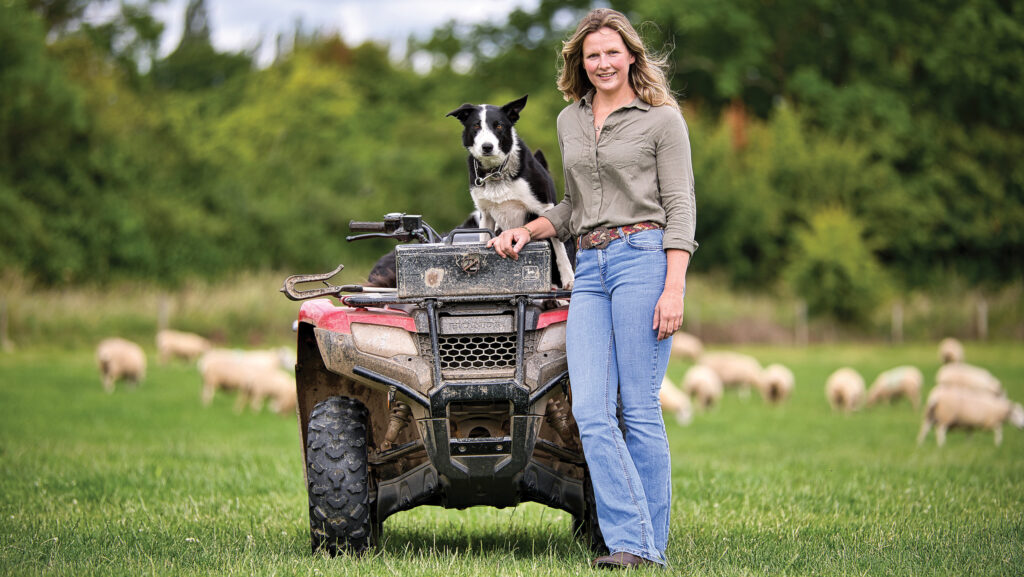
[917,386,1024,446]
[96,337,147,393]
[825,367,865,412]
[198,348,290,405]
[659,375,693,425]
[156,329,211,364]
[866,365,923,410]
[698,351,762,397]
[935,362,1004,397]
[238,368,297,416]
[938,337,964,365]
[757,363,795,405]
[238,346,296,372]
[682,364,724,410]
[670,331,704,361]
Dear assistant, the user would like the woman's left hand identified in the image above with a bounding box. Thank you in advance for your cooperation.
[653,288,685,341]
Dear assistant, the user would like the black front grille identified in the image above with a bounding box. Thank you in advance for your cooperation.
[438,334,517,370]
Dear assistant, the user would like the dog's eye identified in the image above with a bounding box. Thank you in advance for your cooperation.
[473,123,480,130]
[494,124,504,132]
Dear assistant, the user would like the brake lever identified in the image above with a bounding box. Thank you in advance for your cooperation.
[346,232,417,242]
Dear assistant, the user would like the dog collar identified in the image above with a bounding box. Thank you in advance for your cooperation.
[472,156,512,187]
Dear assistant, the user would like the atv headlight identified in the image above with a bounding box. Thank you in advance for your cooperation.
[351,323,418,357]
[536,323,566,353]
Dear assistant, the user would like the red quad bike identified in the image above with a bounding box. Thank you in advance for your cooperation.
[281,213,605,556]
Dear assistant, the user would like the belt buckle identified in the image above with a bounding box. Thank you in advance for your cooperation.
[589,226,611,250]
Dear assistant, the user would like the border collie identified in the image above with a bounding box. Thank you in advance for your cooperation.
[446,95,574,289]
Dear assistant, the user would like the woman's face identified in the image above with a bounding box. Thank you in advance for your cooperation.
[582,26,635,97]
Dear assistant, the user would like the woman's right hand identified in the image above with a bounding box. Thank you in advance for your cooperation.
[487,227,531,260]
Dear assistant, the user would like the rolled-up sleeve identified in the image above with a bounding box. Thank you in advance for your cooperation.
[655,110,698,254]
[542,115,576,242]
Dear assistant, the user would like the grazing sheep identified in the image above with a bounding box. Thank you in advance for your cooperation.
[682,364,724,409]
[757,363,795,405]
[238,369,297,416]
[670,331,704,361]
[659,375,693,425]
[825,367,865,412]
[935,362,1005,397]
[156,329,211,364]
[917,387,1024,446]
[96,337,147,393]
[267,375,298,415]
[198,348,291,405]
[239,346,296,372]
[867,366,924,410]
[938,337,964,365]
[698,351,762,396]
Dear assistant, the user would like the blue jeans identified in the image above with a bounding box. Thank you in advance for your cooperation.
[566,229,672,565]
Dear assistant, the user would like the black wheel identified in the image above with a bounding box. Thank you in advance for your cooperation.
[306,396,374,555]
[572,468,608,555]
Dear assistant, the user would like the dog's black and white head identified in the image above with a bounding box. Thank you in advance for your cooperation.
[446,95,527,171]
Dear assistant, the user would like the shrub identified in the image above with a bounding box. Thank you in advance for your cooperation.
[784,207,890,325]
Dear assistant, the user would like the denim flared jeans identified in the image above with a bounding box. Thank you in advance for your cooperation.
[566,229,672,565]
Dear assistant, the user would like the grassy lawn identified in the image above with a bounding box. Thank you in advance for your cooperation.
[1,342,1022,576]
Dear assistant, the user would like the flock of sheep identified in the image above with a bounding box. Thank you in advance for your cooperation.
[659,335,1024,447]
[95,330,297,416]
[96,329,1022,445]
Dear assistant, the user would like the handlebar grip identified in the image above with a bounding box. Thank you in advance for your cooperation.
[348,221,386,232]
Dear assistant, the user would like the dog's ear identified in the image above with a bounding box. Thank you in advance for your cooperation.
[533,149,548,170]
[446,104,476,122]
[501,95,528,124]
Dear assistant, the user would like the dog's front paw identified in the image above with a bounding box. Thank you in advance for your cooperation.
[561,279,574,291]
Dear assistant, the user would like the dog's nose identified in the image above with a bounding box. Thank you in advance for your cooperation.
[481,143,493,154]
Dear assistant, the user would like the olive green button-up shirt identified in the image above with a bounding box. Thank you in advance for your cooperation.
[542,92,698,254]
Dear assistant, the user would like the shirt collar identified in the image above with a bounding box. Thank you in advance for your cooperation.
[579,88,651,111]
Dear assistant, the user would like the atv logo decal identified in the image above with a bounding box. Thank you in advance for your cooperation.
[456,253,483,275]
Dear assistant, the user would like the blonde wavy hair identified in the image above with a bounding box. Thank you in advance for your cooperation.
[557,8,678,111]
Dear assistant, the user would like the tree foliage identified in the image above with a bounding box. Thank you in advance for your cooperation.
[784,207,891,324]
[1,0,1021,323]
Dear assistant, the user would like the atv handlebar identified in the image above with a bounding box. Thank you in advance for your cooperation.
[346,212,443,244]
[347,221,387,233]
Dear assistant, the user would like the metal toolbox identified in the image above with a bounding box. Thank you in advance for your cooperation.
[395,239,552,298]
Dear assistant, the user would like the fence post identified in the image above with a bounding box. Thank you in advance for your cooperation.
[976,297,988,341]
[0,298,11,352]
[795,299,808,347]
[157,293,170,333]
[891,302,903,344]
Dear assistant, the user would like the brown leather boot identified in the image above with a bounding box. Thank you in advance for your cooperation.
[592,551,654,569]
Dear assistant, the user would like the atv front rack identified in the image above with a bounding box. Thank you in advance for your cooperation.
[281,266,570,304]
[339,291,571,307]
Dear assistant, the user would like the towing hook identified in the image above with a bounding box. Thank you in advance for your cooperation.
[280,264,346,301]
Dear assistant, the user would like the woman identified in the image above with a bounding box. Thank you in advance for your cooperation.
[488,8,697,570]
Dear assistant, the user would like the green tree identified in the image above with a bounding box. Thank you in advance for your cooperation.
[24,0,102,34]
[0,1,89,280]
[150,0,253,91]
[80,0,165,86]
[784,207,891,324]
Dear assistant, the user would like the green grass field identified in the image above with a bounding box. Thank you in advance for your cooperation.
[2,342,1022,576]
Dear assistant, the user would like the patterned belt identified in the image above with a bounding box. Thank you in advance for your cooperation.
[577,222,662,250]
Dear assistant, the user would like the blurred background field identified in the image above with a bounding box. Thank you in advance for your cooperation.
[1,269,1020,352]
[1,343,1022,576]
